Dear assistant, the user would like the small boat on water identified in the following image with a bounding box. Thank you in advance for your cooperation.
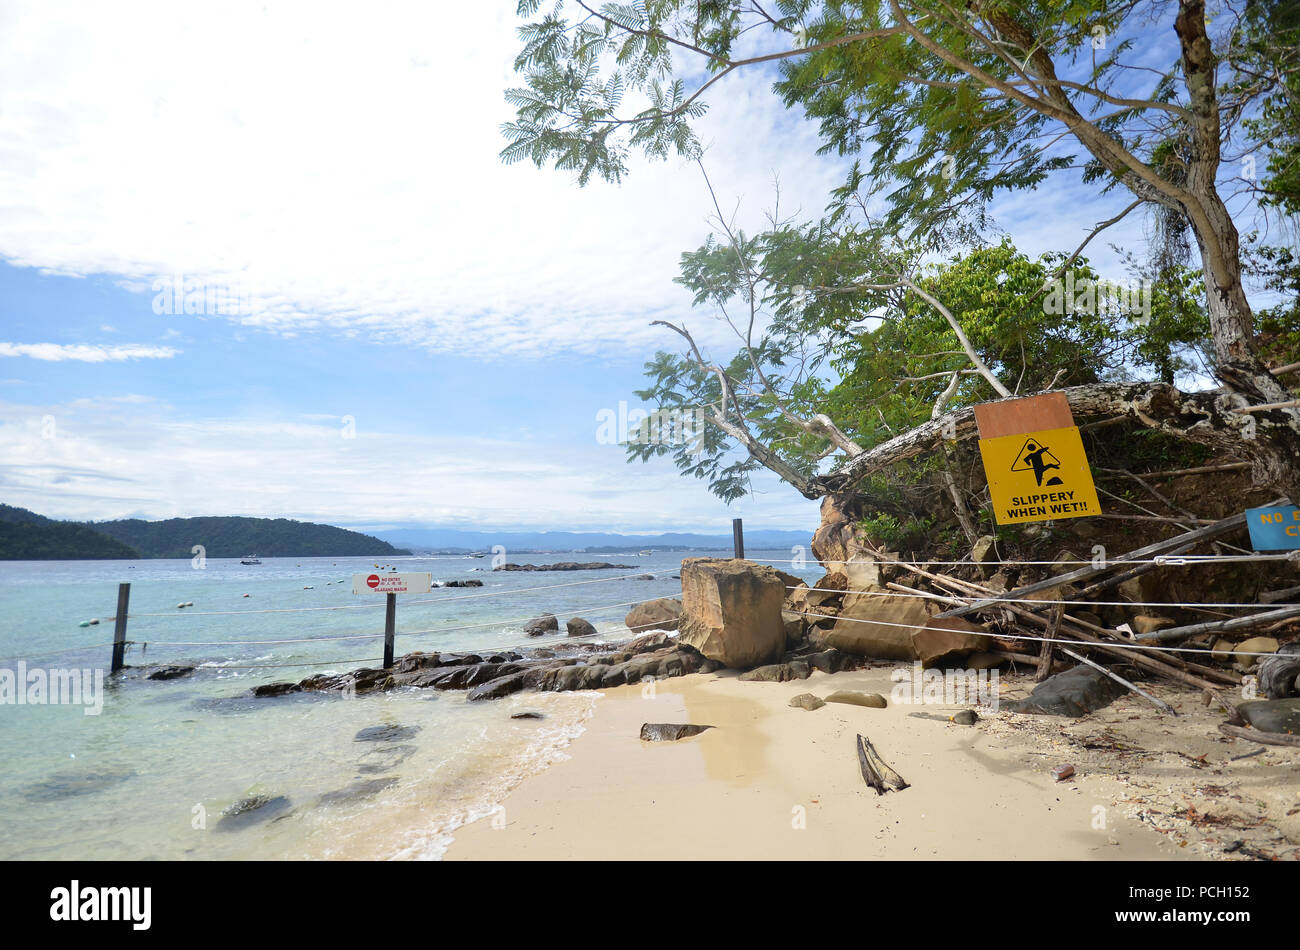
[240,555,262,565]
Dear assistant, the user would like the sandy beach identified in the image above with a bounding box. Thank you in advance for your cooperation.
[446,664,1300,860]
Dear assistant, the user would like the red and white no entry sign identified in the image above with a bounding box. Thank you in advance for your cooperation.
[351,572,432,595]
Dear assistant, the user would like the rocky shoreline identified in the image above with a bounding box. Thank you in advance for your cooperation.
[250,629,865,703]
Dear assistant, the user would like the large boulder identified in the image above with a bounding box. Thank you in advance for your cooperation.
[1003,665,1128,718]
[524,614,558,636]
[624,598,683,634]
[1234,636,1280,672]
[1236,698,1300,734]
[678,558,787,669]
[912,616,988,666]
[566,617,597,637]
[813,591,926,659]
[811,589,983,665]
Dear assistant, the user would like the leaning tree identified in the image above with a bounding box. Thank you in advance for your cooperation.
[503,0,1300,502]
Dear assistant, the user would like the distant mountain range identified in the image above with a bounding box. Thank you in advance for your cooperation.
[0,504,814,560]
[0,505,410,560]
[367,527,815,553]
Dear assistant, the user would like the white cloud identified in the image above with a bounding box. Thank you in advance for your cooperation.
[0,1,847,360]
[0,398,821,532]
[0,343,179,361]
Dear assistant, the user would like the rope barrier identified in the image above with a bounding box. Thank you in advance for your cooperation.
[783,583,1297,612]
[796,608,1281,659]
[112,598,648,648]
[750,551,1300,568]
[123,568,678,618]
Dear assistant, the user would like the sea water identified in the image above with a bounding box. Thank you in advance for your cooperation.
[0,550,817,859]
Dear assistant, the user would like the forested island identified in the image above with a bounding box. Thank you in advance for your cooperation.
[0,506,409,560]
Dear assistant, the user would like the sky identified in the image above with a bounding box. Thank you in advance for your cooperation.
[0,1,1190,535]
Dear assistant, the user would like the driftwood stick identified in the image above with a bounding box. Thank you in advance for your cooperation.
[1261,584,1300,605]
[1060,646,1177,715]
[1037,604,1063,682]
[1218,723,1300,748]
[856,734,909,795]
[1135,604,1300,644]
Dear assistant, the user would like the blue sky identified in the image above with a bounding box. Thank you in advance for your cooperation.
[0,1,1254,535]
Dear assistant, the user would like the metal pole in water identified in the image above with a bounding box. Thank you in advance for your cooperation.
[383,592,397,668]
[111,583,130,674]
[732,518,745,559]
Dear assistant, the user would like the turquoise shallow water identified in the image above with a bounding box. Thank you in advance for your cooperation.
[0,549,817,859]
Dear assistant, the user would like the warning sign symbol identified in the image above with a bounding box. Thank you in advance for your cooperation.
[1011,438,1064,487]
[977,424,1102,525]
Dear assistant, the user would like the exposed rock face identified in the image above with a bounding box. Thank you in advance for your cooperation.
[624,597,683,633]
[566,617,597,637]
[495,562,635,571]
[678,558,787,669]
[1003,665,1128,718]
[813,592,926,660]
[782,609,806,647]
[525,614,559,636]
[811,589,984,665]
[912,616,987,665]
[639,723,713,741]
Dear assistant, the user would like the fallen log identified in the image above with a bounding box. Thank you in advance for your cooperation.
[1261,584,1300,605]
[1037,604,1063,682]
[1218,722,1300,748]
[856,734,909,795]
[1134,604,1300,644]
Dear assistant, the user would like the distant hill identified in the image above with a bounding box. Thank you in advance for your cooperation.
[84,516,411,559]
[0,505,140,560]
[0,506,410,560]
[369,527,815,553]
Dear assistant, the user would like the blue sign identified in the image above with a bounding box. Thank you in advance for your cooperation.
[1246,504,1300,551]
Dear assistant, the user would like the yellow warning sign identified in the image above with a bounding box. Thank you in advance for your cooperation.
[979,425,1102,525]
